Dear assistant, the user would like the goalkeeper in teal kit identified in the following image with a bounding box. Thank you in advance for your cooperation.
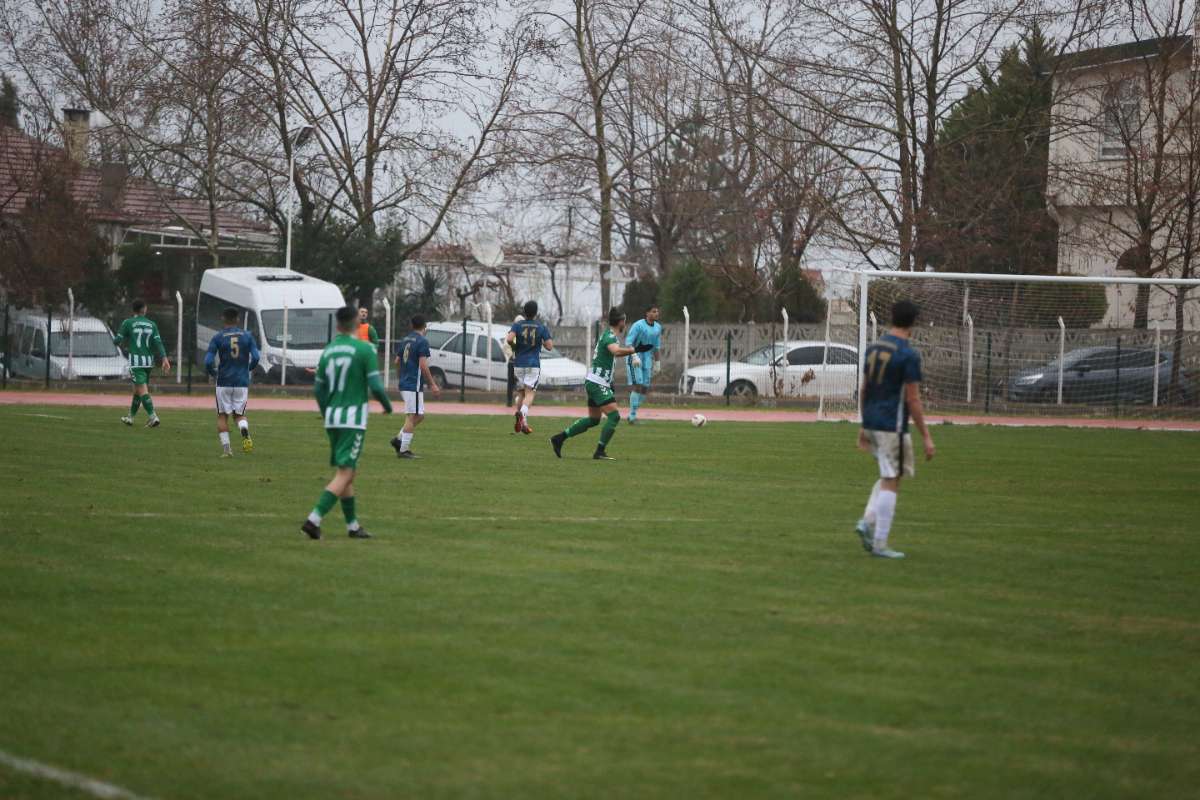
[624,304,661,423]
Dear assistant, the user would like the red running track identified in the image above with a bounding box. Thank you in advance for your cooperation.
[2,390,1198,431]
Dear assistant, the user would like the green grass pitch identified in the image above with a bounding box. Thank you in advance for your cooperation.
[0,404,1197,799]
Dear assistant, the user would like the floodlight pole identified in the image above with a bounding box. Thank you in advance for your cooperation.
[284,126,313,273]
[175,291,183,383]
[965,313,975,404]
[682,306,690,395]
[1057,316,1065,405]
[67,287,75,381]
[780,307,789,398]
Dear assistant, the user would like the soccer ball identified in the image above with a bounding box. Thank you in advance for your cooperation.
[691,413,707,427]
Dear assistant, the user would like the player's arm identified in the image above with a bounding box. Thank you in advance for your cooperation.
[609,341,650,358]
[204,335,220,377]
[151,323,170,371]
[247,334,261,371]
[368,325,379,346]
[314,363,331,414]
[113,319,128,348]
[542,337,553,351]
[418,355,441,396]
[905,382,935,460]
[366,371,393,414]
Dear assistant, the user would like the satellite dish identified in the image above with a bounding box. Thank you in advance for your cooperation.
[469,232,505,268]
[820,268,856,301]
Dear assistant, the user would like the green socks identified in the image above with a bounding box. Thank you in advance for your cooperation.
[599,410,620,447]
[142,395,155,417]
[311,490,338,522]
[563,416,599,438]
[340,497,357,528]
[129,395,142,417]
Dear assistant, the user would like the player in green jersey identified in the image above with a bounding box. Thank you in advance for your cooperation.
[301,306,394,540]
[550,307,653,461]
[113,299,171,428]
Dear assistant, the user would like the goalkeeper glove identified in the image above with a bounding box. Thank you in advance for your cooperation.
[634,343,654,353]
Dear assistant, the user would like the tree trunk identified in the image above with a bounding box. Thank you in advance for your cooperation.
[1133,284,1150,329]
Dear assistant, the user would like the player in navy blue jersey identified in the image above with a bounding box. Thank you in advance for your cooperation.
[505,300,554,434]
[390,315,441,459]
[204,307,261,457]
[854,300,935,559]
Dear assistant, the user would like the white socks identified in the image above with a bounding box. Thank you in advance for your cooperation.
[219,431,231,450]
[237,419,249,436]
[873,490,897,551]
[519,404,529,418]
[347,520,361,532]
[307,510,322,525]
[864,480,881,525]
[400,432,414,452]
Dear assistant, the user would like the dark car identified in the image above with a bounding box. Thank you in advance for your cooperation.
[1008,346,1193,404]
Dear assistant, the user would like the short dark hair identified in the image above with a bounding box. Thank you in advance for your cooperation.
[335,306,357,330]
[645,303,659,314]
[132,299,146,313]
[222,307,239,324]
[891,300,919,329]
[608,307,626,327]
[522,300,538,319]
[411,315,426,330]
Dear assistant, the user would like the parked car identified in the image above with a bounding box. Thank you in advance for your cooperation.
[9,308,129,381]
[681,340,859,399]
[1008,346,1194,404]
[422,321,587,390]
[197,267,346,383]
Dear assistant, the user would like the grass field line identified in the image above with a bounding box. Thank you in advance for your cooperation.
[0,748,153,800]
[6,509,713,524]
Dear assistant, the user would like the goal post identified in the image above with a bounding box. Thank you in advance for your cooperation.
[822,269,1200,422]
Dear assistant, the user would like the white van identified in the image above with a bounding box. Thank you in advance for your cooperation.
[9,308,128,381]
[197,268,346,383]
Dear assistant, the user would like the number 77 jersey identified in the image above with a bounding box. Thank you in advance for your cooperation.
[316,335,380,429]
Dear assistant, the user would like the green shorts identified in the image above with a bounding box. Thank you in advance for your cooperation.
[130,367,152,385]
[585,381,616,408]
[327,428,365,470]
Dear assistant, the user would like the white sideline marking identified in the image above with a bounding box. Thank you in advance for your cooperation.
[0,748,153,799]
[15,412,70,419]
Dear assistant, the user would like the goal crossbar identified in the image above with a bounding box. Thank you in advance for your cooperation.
[829,268,1200,289]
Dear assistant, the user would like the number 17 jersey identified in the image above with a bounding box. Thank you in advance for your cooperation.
[861,334,922,433]
[315,334,380,430]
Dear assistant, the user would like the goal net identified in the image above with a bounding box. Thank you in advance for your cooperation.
[818,270,1200,422]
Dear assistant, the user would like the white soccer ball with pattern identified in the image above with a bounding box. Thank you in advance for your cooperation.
[691,413,707,427]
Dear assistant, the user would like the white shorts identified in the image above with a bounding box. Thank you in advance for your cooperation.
[514,367,540,390]
[866,430,915,479]
[401,390,425,415]
[215,386,249,416]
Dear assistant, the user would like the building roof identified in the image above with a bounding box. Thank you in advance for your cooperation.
[0,125,271,239]
[1057,35,1191,73]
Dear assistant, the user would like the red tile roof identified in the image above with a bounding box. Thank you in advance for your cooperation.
[0,126,271,237]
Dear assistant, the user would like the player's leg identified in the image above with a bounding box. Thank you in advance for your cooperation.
[216,411,232,457]
[123,372,148,424]
[869,432,910,559]
[137,375,159,427]
[519,373,537,434]
[856,478,882,551]
[339,478,369,539]
[594,400,620,460]
[551,392,602,457]
[302,429,362,539]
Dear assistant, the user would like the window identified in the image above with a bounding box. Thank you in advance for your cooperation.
[197,292,225,330]
[260,308,338,349]
[788,346,826,366]
[476,335,506,363]
[829,347,858,365]
[1077,352,1117,371]
[1100,80,1142,158]
[1119,350,1157,369]
[425,328,453,350]
[51,331,120,358]
[441,332,473,355]
[31,329,45,359]
[14,323,31,355]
